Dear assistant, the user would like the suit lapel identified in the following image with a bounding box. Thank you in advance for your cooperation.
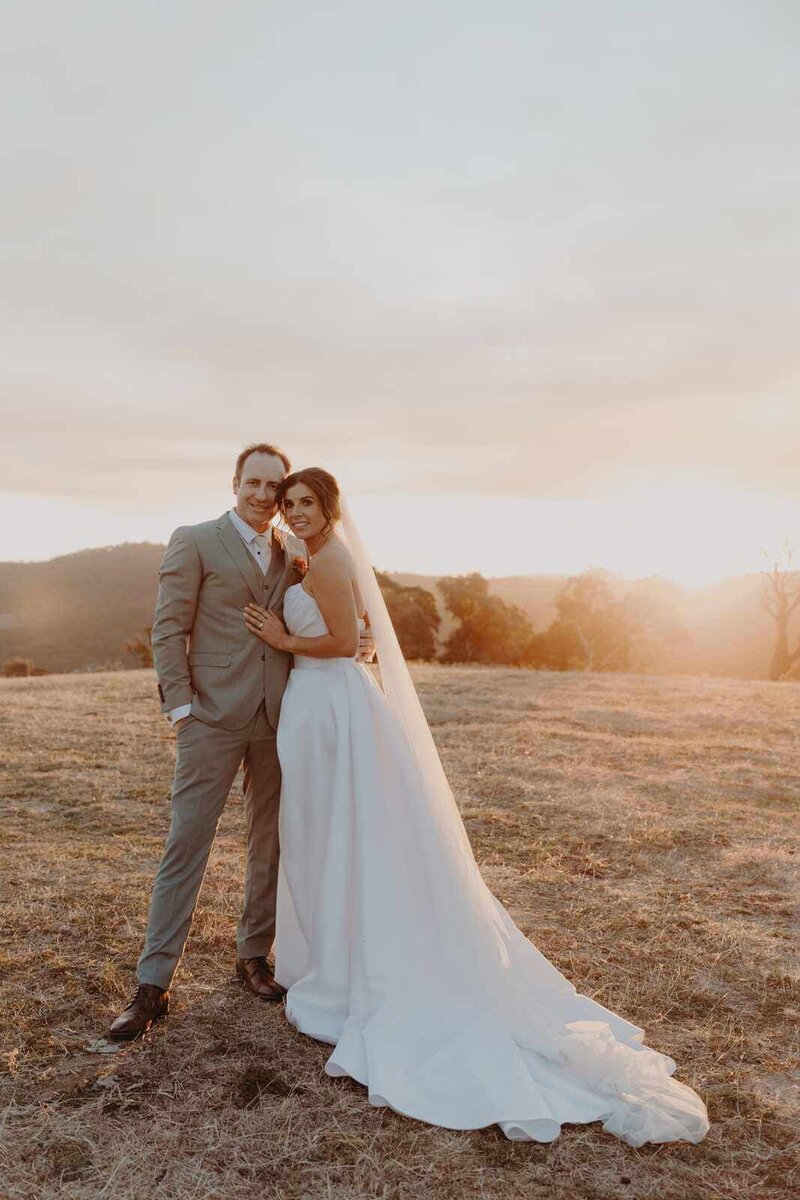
[217,514,263,604]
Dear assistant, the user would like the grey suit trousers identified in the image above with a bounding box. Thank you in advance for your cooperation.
[137,704,281,989]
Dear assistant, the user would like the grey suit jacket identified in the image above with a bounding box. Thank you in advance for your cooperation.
[151,513,307,731]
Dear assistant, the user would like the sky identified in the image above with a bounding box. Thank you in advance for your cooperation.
[1,1,798,584]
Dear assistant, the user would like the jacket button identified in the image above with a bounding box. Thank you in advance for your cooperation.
[261,652,266,662]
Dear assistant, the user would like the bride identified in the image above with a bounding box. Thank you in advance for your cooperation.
[242,467,709,1147]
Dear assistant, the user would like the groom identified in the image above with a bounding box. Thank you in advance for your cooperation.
[109,443,308,1038]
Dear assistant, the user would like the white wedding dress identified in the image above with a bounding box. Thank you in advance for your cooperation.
[274,580,709,1146]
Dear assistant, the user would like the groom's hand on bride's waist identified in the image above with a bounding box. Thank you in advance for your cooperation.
[357,623,376,663]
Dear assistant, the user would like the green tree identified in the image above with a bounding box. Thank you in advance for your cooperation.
[439,573,534,665]
[534,570,687,672]
[376,574,440,660]
[543,571,630,670]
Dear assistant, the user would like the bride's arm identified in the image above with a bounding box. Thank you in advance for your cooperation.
[244,556,359,658]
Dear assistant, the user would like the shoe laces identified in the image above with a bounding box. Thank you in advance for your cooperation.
[125,984,162,1011]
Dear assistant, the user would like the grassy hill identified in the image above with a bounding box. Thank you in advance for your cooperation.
[0,543,165,673]
[0,666,797,1198]
[0,544,793,679]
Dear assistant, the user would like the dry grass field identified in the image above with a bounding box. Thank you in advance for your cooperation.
[1,666,798,1200]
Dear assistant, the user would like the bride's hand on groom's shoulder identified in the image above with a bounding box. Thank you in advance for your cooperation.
[243,603,292,651]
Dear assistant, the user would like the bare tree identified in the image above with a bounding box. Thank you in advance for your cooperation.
[761,542,800,680]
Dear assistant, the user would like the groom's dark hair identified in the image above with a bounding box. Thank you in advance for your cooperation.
[234,442,291,481]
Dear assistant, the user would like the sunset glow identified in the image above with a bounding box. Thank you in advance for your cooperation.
[1,3,798,588]
[3,479,797,588]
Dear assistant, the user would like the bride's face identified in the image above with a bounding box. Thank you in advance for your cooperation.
[283,482,327,540]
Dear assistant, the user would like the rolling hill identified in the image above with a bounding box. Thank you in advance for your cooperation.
[0,543,793,678]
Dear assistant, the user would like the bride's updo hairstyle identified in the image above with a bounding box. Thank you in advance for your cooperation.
[276,467,342,538]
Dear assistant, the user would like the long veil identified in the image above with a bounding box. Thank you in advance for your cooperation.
[278,495,710,1147]
[339,495,478,866]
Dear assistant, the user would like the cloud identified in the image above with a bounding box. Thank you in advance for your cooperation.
[1,0,798,515]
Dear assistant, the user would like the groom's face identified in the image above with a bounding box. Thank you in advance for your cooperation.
[233,451,286,531]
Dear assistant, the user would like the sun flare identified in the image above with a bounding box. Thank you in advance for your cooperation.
[2,480,797,589]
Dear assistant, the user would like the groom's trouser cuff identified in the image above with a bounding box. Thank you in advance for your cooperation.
[136,959,176,991]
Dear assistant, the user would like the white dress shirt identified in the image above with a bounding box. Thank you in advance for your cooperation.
[227,506,274,573]
[167,510,275,725]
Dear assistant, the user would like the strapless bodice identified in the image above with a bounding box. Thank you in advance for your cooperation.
[284,583,364,670]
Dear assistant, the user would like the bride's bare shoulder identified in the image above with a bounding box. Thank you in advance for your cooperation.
[312,537,355,581]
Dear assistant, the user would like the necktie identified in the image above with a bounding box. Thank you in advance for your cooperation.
[253,534,270,575]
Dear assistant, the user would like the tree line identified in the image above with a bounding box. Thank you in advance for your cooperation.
[435,570,687,672]
[6,553,799,680]
[115,569,682,675]
[388,557,800,678]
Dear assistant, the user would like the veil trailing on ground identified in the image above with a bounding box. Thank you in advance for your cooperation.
[276,495,709,1146]
[339,495,477,864]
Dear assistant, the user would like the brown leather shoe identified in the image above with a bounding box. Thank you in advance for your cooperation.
[108,983,170,1040]
[236,956,286,1001]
